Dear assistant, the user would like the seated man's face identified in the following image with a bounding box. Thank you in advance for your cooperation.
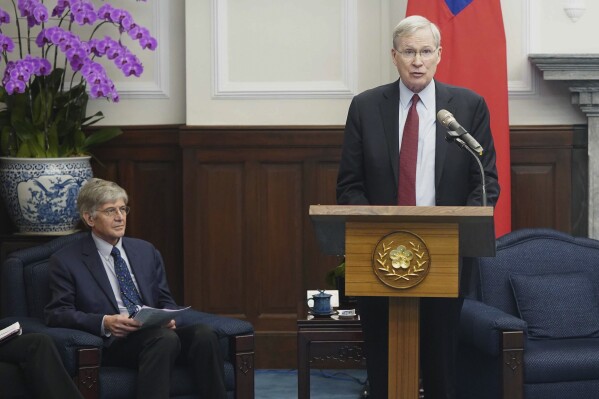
[86,199,128,245]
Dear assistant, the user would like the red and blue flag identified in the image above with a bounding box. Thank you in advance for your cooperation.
[407,0,511,237]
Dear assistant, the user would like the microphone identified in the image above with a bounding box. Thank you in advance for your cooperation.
[436,109,483,155]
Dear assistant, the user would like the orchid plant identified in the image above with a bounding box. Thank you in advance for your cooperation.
[0,0,157,158]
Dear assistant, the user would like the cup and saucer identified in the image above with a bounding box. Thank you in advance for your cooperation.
[308,309,337,317]
[337,309,357,319]
[307,290,336,317]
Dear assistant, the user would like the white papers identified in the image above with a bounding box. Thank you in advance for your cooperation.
[0,322,22,344]
[132,306,191,329]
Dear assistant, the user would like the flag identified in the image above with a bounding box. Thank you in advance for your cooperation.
[406,0,511,237]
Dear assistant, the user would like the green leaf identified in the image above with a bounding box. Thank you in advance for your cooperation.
[82,111,106,127]
[0,127,12,156]
[46,125,59,157]
[82,127,122,151]
[325,261,345,287]
[28,138,48,158]
[9,93,29,124]
[73,129,86,151]
[0,109,9,129]
[15,140,32,157]
[0,67,121,158]
[11,119,37,141]
[32,90,53,127]
[47,69,65,94]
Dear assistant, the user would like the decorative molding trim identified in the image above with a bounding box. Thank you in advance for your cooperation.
[508,0,538,97]
[211,0,358,99]
[380,0,392,83]
[116,0,170,99]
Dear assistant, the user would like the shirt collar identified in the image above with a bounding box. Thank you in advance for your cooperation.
[92,232,124,260]
[398,79,436,112]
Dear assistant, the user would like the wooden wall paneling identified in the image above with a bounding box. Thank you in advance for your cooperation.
[511,163,561,229]
[188,162,246,315]
[257,162,303,326]
[181,127,343,368]
[509,126,587,234]
[571,125,589,237]
[301,160,343,296]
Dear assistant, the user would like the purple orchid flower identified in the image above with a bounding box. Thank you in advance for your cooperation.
[0,8,10,24]
[0,34,15,53]
[71,0,97,26]
[2,0,156,103]
[2,56,51,94]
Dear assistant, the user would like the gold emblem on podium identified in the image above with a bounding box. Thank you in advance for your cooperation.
[372,231,431,289]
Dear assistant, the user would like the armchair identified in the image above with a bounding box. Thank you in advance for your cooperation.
[1,232,255,399]
[458,228,599,399]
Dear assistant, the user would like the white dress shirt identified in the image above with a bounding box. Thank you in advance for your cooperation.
[92,233,142,335]
[398,79,436,206]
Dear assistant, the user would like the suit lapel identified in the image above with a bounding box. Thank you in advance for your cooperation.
[434,82,455,190]
[381,81,400,189]
[81,235,119,313]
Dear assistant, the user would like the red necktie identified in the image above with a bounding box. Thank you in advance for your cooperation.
[398,94,420,205]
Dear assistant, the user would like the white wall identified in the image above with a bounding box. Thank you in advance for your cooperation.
[505,0,594,125]
[95,0,598,126]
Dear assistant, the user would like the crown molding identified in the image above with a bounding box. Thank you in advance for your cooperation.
[508,0,538,97]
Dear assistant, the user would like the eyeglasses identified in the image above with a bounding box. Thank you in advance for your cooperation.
[396,48,438,61]
[97,206,130,218]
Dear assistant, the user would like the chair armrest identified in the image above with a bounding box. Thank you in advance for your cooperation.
[175,309,253,338]
[2,317,103,376]
[460,299,527,357]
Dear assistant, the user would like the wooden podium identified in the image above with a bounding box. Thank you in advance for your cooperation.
[309,205,495,399]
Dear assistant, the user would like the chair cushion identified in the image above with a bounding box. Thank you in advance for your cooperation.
[510,272,599,339]
[525,338,599,383]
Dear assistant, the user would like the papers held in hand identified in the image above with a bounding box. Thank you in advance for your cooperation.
[0,321,22,344]
[131,306,191,329]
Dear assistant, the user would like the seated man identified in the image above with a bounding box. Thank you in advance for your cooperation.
[44,178,226,399]
[0,331,83,398]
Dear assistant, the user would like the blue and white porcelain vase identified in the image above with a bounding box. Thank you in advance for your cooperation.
[0,157,93,235]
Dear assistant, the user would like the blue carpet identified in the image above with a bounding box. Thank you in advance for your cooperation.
[255,369,367,399]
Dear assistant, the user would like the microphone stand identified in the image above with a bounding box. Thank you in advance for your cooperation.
[445,132,487,207]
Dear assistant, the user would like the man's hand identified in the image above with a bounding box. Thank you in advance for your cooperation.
[164,319,176,330]
[104,314,141,338]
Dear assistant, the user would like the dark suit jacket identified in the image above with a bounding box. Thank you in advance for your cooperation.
[336,79,500,206]
[44,234,178,339]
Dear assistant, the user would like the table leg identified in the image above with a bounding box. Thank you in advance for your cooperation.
[297,331,310,399]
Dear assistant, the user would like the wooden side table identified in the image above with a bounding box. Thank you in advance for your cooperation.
[297,315,365,399]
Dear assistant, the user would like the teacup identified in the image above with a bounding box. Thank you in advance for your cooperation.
[307,290,332,315]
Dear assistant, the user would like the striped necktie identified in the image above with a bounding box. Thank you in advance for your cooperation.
[398,94,420,205]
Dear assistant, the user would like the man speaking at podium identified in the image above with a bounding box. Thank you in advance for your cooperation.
[336,15,500,399]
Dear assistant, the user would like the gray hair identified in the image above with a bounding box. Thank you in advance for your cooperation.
[392,15,441,50]
[77,178,128,221]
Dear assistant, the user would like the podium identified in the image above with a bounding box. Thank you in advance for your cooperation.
[309,205,495,398]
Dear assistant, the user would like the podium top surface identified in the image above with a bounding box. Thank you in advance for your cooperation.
[309,205,495,258]
[309,205,493,221]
